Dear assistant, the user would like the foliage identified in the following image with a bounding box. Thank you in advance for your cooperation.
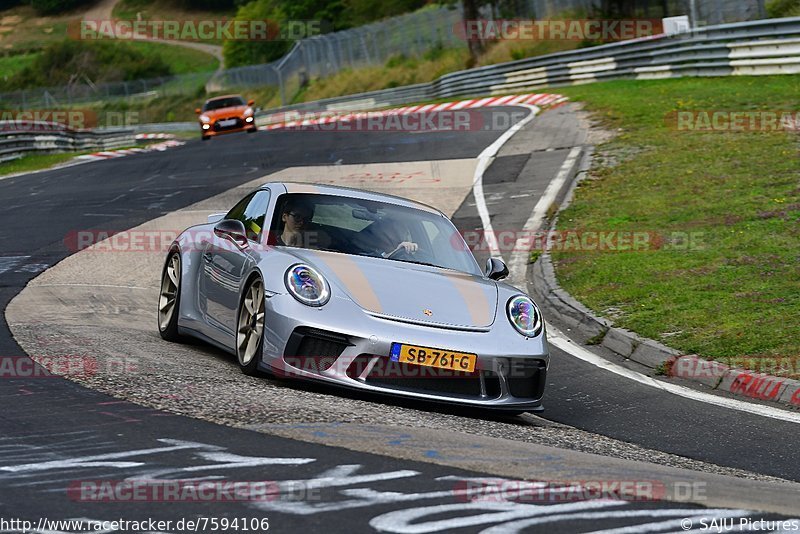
[223,0,431,67]
[1,39,171,90]
[765,0,800,17]
[28,0,93,15]
[222,0,292,68]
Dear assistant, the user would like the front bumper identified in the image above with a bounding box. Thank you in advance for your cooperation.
[201,117,256,136]
[258,293,549,411]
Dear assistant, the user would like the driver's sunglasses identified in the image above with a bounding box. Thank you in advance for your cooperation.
[289,212,309,222]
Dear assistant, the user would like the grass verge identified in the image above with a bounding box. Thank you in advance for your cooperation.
[0,151,83,177]
[554,76,800,378]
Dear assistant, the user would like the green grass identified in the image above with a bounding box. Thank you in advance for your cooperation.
[0,52,41,82]
[0,152,82,176]
[128,41,219,74]
[553,76,800,377]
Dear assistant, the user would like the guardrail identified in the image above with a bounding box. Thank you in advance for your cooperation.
[256,16,800,118]
[0,122,135,163]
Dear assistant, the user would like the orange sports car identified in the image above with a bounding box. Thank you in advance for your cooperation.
[196,94,257,140]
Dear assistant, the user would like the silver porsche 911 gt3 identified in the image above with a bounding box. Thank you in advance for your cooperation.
[158,182,549,412]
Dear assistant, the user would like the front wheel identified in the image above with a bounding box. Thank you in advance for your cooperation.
[158,251,183,341]
[236,277,266,376]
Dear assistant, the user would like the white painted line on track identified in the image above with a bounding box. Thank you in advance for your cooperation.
[482,509,752,534]
[507,146,582,289]
[0,256,29,275]
[470,103,800,424]
[547,324,800,424]
[472,104,541,259]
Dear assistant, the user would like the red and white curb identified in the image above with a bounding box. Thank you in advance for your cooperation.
[259,93,567,130]
[76,139,184,162]
[135,133,176,140]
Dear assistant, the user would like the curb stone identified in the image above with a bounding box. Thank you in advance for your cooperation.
[524,125,800,411]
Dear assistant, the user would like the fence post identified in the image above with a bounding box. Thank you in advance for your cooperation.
[272,65,285,105]
[346,34,356,67]
[359,32,371,65]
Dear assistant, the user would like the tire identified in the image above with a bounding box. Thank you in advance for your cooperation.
[247,127,257,134]
[236,276,266,376]
[158,251,183,342]
[201,134,210,141]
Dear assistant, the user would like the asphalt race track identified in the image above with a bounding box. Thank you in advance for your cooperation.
[1,106,798,532]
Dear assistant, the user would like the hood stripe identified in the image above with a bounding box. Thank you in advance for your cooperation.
[307,251,383,313]
[441,271,494,327]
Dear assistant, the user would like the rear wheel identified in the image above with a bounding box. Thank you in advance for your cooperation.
[158,251,183,341]
[236,277,266,376]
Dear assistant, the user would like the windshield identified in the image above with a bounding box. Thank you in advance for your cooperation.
[203,96,246,111]
[269,193,481,276]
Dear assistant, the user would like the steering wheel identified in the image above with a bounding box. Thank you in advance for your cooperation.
[387,246,435,264]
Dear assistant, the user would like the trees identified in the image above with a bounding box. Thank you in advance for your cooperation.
[462,0,483,66]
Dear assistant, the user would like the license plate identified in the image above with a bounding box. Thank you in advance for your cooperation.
[390,343,476,373]
[219,119,237,127]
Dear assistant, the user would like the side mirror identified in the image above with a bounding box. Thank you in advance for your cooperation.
[214,219,248,248]
[247,99,255,106]
[485,257,509,280]
[207,213,225,224]
[195,108,202,114]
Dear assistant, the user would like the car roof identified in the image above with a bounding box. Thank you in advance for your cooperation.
[205,94,244,102]
[262,182,444,216]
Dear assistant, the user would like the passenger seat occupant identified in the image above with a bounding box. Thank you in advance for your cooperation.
[278,200,312,246]
[276,199,332,249]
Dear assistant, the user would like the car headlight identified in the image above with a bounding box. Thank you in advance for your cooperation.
[243,107,254,116]
[285,264,330,307]
[199,114,211,123]
[507,295,542,337]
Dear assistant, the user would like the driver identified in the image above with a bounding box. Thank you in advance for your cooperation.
[364,218,418,258]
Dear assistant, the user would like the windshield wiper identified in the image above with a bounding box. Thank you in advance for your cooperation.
[398,259,442,269]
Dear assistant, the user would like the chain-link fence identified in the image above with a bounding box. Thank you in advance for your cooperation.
[0,71,212,110]
[212,5,466,104]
